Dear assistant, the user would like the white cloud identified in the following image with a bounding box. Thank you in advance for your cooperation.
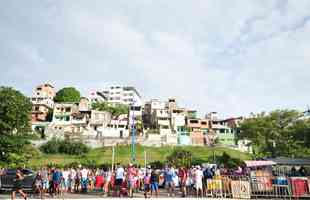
[0,0,309,118]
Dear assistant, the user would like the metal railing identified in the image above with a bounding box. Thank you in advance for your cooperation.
[202,175,310,199]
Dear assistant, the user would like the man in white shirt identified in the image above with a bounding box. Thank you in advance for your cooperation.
[80,167,89,193]
[62,169,70,192]
[195,166,204,197]
[115,164,124,197]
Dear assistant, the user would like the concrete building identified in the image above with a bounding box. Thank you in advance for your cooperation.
[143,99,166,129]
[186,118,206,146]
[104,114,129,138]
[52,103,79,124]
[101,86,142,106]
[153,109,172,135]
[30,83,55,122]
[89,91,107,104]
[210,119,236,146]
[90,110,112,138]
[171,108,190,145]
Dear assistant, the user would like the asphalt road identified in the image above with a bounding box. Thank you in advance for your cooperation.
[0,189,206,199]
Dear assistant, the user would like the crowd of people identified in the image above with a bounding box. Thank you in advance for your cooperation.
[4,163,308,199]
[7,163,226,199]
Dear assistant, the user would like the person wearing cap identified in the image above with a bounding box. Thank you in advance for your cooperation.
[194,165,204,197]
[150,169,159,198]
[115,163,124,197]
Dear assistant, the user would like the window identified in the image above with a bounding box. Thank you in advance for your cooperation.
[37,87,42,91]
[65,107,71,112]
[201,122,207,125]
[35,106,39,111]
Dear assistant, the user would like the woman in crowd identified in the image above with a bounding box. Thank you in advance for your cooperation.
[150,170,159,198]
[11,169,28,200]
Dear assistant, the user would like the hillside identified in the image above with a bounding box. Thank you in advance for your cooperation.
[29,145,252,168]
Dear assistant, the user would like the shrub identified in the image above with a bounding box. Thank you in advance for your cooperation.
[217,152,244,169]
[40,139,89,155]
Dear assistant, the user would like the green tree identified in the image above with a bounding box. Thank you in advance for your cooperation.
[239,109,308,158]
[0,87,33,166]
[54,87,81,103]
[0,87,32,135]
[92,102,129,117]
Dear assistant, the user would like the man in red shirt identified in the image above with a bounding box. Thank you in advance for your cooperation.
[178,166,187,197]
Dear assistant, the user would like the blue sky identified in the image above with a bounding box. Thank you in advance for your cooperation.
[1,0,310,118]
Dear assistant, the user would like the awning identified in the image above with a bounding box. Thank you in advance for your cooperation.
[245,160,276,167]
[268,158,310,166]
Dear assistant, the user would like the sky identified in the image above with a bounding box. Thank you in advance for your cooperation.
[0,0,310,118]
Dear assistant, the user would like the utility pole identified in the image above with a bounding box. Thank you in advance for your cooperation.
[112,146,115,172]
[130,103,136,163]
[144,150,147,169]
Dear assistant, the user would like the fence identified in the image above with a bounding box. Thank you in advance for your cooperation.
[203,175,310,199]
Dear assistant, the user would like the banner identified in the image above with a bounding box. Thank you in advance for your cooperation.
[231,180,251,199]
[207,179,222,190]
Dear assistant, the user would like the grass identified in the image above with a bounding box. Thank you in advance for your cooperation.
[29,145,252,167]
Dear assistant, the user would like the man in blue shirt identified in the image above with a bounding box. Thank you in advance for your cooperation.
[164,166,175,197]
[52,168,63,196]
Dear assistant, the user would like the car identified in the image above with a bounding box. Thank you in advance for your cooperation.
[0,169,37,192]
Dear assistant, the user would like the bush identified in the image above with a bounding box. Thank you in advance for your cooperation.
[40,139,89,155]
[166,148,192,168]
[217,152,244,169]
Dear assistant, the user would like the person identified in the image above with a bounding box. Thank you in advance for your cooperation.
[291,166,297,176]
[178,166,187,197]
[194,166,204,198]
[104,168,112,196]
[62,168,70,193]
[68,168,75,193]
[164,166,175,197]
[127,163,136,198]
[80,167,89,193]
[150,170,159,198]
[143,172,151,198]
[74,168,81,193]
[48,168,54,196]
[41,167,49,195]
[115,163,125,197]
[11,169,27,200]
[52,168,63,196]
[34,171,43,199]
[299,166,307,176]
